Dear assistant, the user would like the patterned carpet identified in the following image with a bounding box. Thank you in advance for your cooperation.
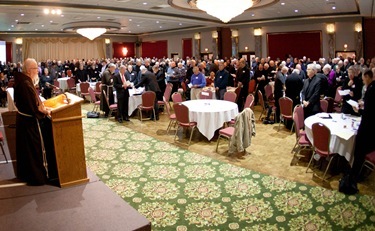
[82,117,375,231]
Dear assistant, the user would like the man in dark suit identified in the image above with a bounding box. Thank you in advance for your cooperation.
[113,65,131,123]
[236,58,250,111]
[135,66,161,120]
[301,63,321,118]
[285,69,304,108]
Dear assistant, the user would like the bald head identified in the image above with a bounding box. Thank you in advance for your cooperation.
[23,58,39,84]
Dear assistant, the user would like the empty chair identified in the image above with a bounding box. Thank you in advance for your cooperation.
[325,97,335,113]
[264,84,275,106]
[80,82,90,99]
[320,99,329,112]
[0,131,8,163]
[199,90,213,99]
[173,103,197,146]
[244,94,255,109]
[53,79,61,95]
[223,91,237,102]
[334,86,343,112]
[138,91,156,121]
[172,92,183,103]
[291,105,312,164]
[248,79,257,95]
[158,83,173,109]
[67,77,76,93]
[89,87,100,112]
[102,90,118,120]
[95,81,101,99]
[164,97,176,134]
[360,151,375,177]
[306,122,337,181]
[278,97,294,133]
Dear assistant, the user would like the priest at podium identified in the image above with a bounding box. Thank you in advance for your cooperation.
[14,58,56,186]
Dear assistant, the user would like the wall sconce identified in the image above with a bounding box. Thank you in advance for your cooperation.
[194,33,201,40]
[254,28,262,36]
[122,47,128,56]
[245,46,248,51]
[204,48,208,52]
[344,44,348,51]
[231,29,238,38]
[15,38,23,45]
[326,23,335,34]
[105,38,111,44]
[354,22,362,32]
[212,31,218,39]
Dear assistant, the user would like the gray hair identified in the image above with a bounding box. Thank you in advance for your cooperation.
[307,63,317,71]
[323,64,331,72]
[292,69,300,74]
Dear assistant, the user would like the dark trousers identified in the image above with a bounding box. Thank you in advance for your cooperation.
[117,93,129,120]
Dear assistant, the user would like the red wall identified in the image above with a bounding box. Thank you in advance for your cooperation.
[267,31,322,61]
[220,28,232,60]
[112,42,135,58]
[141,40,167,58]
[6,42,12,63]
[182,38,192,59]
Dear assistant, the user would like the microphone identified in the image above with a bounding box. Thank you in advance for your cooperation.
[45,82,60,89]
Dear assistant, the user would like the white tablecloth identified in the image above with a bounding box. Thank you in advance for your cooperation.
[57,77,70,91]
[114,87,144,116]
[304,113,361,164]
[181,99,239,140]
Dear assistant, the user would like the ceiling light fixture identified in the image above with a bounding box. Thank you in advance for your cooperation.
[44,8,62,15]
[191,0,256,23]
[63,21,121,40]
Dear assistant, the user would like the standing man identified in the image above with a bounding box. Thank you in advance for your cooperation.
[301,63,321,119]
[14,58,53,185]
[135,66,161,120]
[236,58,250,111]
[113,65,131,123]
[189,66,206,100]
[285,69,304,108]
[214,61,229,100]
[100,63,116,117]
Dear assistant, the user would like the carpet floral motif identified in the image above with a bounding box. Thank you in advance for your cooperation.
[82,117,375,230]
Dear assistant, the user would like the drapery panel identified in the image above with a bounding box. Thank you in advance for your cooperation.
[23,37,105,61]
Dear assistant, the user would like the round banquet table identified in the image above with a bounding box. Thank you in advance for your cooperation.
[57,77,70,91]
[304,113,361,164]
[181,99,239,140]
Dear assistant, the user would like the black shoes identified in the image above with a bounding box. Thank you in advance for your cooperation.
[124,117,130,122]
[118,118,123,123]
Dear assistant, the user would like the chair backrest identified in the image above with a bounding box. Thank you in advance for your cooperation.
[248,79,256,94]
[88,88,97,103]
[257,90,266,110]
[244,94,254,109]
[312,122,331,154]
[67,69,72,77]
[180,81,187,93]
[102,89,110,107]
[164,83,173,102]
[334,86,343,103]
[223,91,237,102]
[53,79,60,88]
[279,97,293,117]
[164,98,172,116]
[264,84,273,100]
[95,81,101,92]
[141,91,156,107]
[67,77,75,88]
[172,92,183,103]
[199,90,213,99]
[325,97,334,113]
[173,103,190,124]
[80,82,90,93]
[320,99,329,112]
[293,105,304,138]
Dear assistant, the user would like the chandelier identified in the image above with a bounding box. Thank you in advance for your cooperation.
[76,28,107,40]
[195,0,254,23]
[63,21,121,40]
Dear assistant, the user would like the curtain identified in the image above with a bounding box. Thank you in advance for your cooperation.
[23,37,105,61]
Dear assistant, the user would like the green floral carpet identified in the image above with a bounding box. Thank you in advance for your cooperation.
[82,117,375,231]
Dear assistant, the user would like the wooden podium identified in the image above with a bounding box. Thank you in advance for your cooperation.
[44,93,89,187]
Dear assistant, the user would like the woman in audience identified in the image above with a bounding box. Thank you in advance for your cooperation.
[40,68,54,99]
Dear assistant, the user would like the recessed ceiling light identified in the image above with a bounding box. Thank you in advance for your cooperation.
[251,14,255,16]
[44,9,50,14]
[15,19,18,22]
[11,25,14,27]
[8,28,11,31]
[179,23,182,25]
[294,9,299,13]
[129,19,132,21]
[20,13,24,16]
[60,14,64,17]
[35,29,38,31]
[41,25,44,27]
[332,6,336,10]
[56,9,62,15]
[143,2,147,5]
[137,24,140,27]
[159,26,162,28]
[156,21,159,23]
[97,16,101,19]
[50,20,53,23]
[281,2,285,5]
[128,30,131,33]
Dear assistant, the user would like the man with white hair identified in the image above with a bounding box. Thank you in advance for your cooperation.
[114,65,131,123]
[301,63,322,118]
[14,58,54,185]
[100,63,116,117]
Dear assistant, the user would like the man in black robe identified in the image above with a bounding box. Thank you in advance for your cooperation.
[235,58,250,112]
[14,58,52,185]
[100,63,116,117]
[301,63,322,119]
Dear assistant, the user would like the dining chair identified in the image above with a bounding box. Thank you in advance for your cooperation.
[102,90,117,121]
[223,91,237,102]
[80,82,90,99]
[199,90,213,99]
[359,151,375,178]
[264,84,275,106]
[95,81,102,99]
[138,91,156,121]
[306,122,337,181]
[278,97,294,133]
[248,79,257,95]
[0,131,8,163]
[164,98,176,134]
[244,94,255,109]
[173,103,197,147]
[334,86,343,112]
[172,92,183,103]
[158,83,173,111]
[179,81,187,99]
[291,105,312,164]
[89,87,100,112]
[258,90,274,121]
[320,99,329,112]
[53,80,62,96]
[67,77,76,93]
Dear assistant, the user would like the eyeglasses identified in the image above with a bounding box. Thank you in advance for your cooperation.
[29,67,39,70]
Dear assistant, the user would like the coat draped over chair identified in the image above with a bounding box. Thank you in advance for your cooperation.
[229,108,256,154]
